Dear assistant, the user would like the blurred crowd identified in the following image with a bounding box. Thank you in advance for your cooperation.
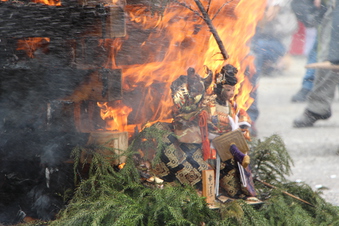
[247,0,339,136]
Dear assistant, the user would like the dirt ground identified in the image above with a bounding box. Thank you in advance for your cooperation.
[254,55,339,206]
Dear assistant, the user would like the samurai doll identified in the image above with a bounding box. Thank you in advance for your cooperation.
[139,64,257,201]
[207,64,256,199]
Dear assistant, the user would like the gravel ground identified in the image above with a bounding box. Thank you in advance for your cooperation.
[254,55,339,206]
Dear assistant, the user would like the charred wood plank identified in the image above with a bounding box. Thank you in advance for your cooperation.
[0,2,125,38]
[66,69,122,102]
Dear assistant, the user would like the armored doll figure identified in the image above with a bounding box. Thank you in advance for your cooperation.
[168,64,256,199]
[207,64,255,199]
[209,64,251,135]
[138,64,256,201]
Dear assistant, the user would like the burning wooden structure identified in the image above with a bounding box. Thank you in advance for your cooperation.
[0,0,266,224]
[0,0,129,223]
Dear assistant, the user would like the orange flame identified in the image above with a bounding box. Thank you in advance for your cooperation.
[118,162,126,169]
[32,0,61,6]
[14,1,266,134]
[2,0,61,5]
[97,100,133,131]
[107,0,266,132]
[16,38,50,58]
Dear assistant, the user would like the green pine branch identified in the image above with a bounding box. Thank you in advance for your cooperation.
[26,132,338,226]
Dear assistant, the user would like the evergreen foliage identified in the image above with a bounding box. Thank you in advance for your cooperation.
[129,124,170,167]
[249,134,293,184]
[23,131,339,226]
[47,130,218,226]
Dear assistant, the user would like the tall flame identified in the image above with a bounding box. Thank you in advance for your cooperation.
[106,0,266,132]
[13,0,266,134]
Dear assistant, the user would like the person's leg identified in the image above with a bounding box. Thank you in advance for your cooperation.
[327,0,339,64]
[251,37,286,72]
[247,39,266,124]
[307,68,339,115]
[259,38,286,75]
[306,3,339,116]
[302,0,339,69]
[248,37,285,135]
[293,5,338,127]
[291,39,317,102]
[304,27,317,56]
[302,43,317,90]
[293,67,339,128]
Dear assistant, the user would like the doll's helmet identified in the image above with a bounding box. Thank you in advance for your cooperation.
[215,64,238,86]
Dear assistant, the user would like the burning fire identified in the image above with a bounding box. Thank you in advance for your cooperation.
[0,0,61,5]
[32,0,61,6]
[106,0,266,133]
[97,100,133,131]
[16,38,50,58]
[13,0,266,134]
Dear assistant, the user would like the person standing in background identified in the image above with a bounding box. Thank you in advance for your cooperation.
[291,0,326,102]
[293,0,339,127]
[247,0,298,136]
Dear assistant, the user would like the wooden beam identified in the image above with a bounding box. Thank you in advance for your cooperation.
[0,2,125,38]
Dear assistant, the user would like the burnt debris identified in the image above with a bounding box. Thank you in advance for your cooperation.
[0,0,126,224]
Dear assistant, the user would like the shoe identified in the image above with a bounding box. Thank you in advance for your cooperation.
[305,61,339,70]
[293,109,331,128]
[291,88,310,102]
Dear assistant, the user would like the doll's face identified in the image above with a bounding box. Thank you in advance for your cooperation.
[220,84,235,102]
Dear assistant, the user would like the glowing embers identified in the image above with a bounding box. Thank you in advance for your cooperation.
[16,37,50,58]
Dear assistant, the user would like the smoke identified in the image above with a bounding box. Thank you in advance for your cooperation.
[0,45,90,224]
